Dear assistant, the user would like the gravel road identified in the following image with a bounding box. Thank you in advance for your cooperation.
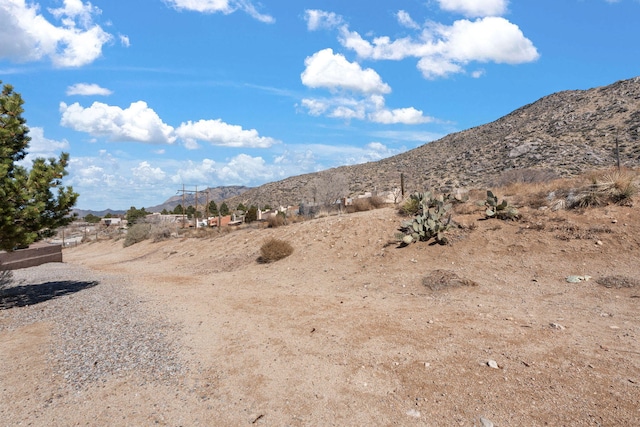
[0,262,184,390]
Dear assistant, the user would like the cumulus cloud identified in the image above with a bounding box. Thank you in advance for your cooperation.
[0,0,112,67]
[59,101,176,144]
[305,9,344,31]
[397,10,420,30]
[339,16,538,79]
[17,127,70,166]
[66,83,113,96]
[300,94,434,125]
[166,0,274,23]
[301,48,391,94]
[131,161,166,184]
[437,0,508,17]
[176,119,279,149]
[59,100,279,149]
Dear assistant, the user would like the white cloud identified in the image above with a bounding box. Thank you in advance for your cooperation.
[396,10,420,30]
[119,34,130,47]
[339,17,538,79]
[301,48,391,94]
[131,161,166,184]
[437,0,508,17]
[176,119,279,148]
[301,94,434,125]
[166,0,274,23]
[66,83,113,96]
[304,9,344,31]
[369,107,433,125]
[59,101,176,144]
[17,127,70,166]
[0,0,112,67]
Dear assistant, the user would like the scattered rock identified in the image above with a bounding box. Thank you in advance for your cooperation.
[550,323,566,330]
[406,409,421,418]
[597,275,640,288]
[479,417,495,427]
[566,275,591,283]
[487,360,499,369]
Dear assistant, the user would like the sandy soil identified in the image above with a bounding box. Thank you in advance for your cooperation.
[2,204,640,426]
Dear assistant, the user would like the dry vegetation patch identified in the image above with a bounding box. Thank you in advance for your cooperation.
[258,238,294,263]
[422,269,480,291]
[597,275,640,289]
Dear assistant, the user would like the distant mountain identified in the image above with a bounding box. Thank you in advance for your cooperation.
[72,208,126,218]
[147,185,251,213]
[222,76,640,209]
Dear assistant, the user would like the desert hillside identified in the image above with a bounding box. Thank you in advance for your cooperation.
[224,76,640,209]
[2,176,639,425]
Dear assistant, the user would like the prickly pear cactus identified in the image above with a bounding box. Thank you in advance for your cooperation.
[485,190,520,220]
[399,191,453,245]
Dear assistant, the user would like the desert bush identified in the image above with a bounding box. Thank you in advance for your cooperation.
[570,168,637,208]
[369,195,387,208]
[151,223,174,242]
[123,223,151,247]
[258,238,294,263]
[491,168,558,188]
[348,197,373,213]
[267,212,286,228]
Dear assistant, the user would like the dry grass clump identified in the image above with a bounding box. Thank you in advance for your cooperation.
[572,168,637,208]
[267,214,286,228]
[123,223,151,247]
[596,275,640,288]
[347,198,374,213]
[151,223,174,242]
[422,269,479,291]
[258,238,294,263]
[491,168,558,188]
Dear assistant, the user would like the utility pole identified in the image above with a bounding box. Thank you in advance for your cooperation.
[176,185,200,228]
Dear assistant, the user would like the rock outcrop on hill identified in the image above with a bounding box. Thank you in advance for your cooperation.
[223,76,640,209]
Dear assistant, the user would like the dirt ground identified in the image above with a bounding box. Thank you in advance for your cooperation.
[2,203,640,426]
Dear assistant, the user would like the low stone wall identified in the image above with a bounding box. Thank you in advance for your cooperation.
[0,244,63,270]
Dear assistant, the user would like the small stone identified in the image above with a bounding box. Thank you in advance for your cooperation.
[596,240,603,246]
[610,325,620,330]
[479,417,495,427]
[487,360,499,369]
[406,409,421,418]
[550,323,565,330]
[424,362,430,368]
[612,219,618,224]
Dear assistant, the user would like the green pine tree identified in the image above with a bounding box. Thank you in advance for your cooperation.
[0,82,78,251]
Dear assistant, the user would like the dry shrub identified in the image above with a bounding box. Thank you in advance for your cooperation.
[123,223,151,247]
[258,238,293,263]
[348,198,373,213]
[398,197,419,216]
[267,213,286,228]
[369,195,387,208]
[422,269,479,291]
[151,223,174,242]
[572,168,638,208]
[492,168,558,188]
[596,275,640,288]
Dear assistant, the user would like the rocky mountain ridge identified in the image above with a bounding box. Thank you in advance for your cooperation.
[223,76,640,209]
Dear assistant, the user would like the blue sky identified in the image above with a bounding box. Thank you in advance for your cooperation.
[1,0,639,210]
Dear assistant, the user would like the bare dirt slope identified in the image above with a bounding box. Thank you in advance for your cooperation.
[2,204,640,426]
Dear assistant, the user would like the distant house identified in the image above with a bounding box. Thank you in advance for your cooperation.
[101,217,124,227]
